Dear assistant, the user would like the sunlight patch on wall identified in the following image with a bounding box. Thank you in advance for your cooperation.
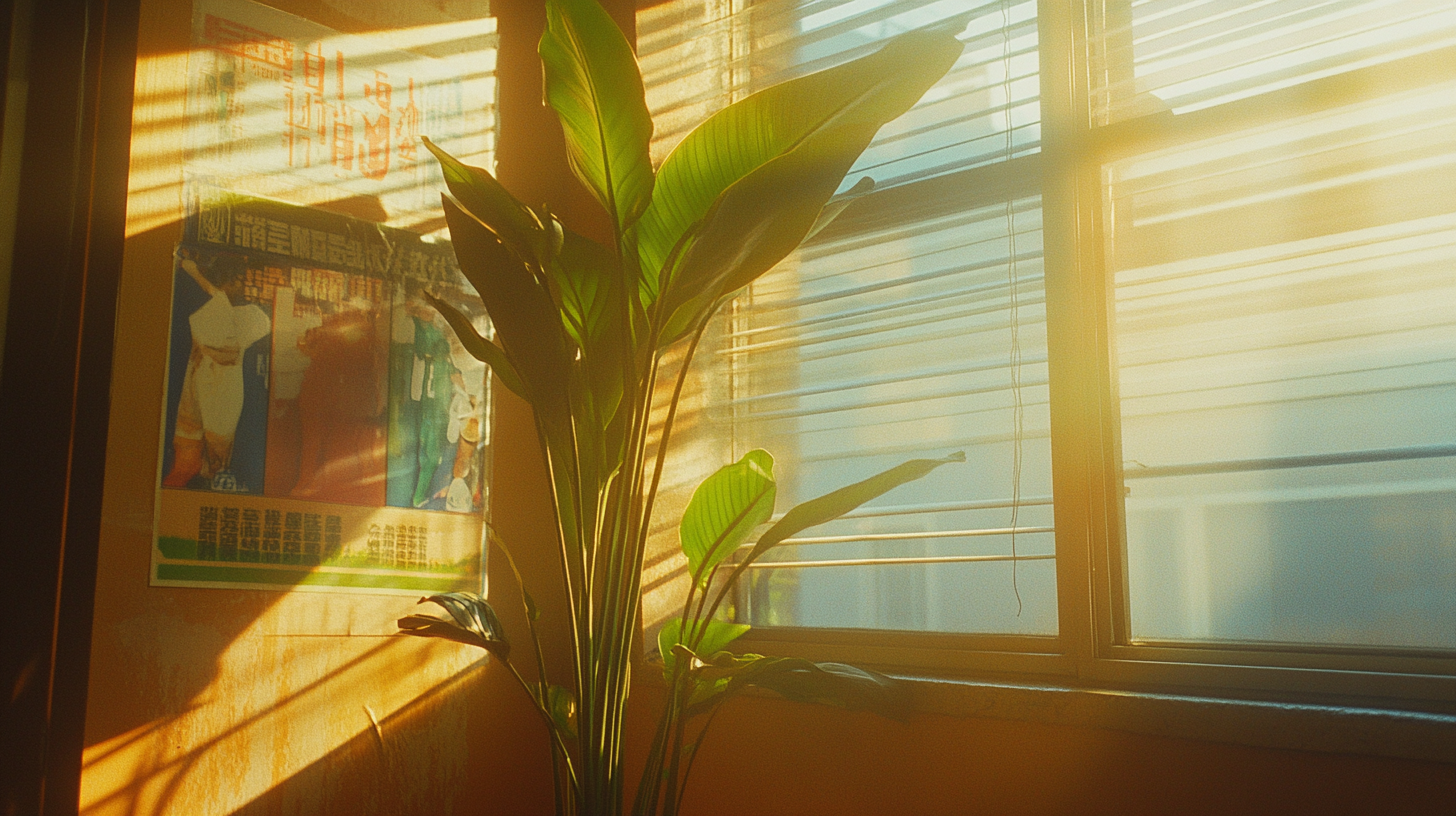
[80,609,480,816]
[127,5,497,238]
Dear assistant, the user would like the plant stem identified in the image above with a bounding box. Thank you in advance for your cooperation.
[605,354,661,807]
[630,667,681,816]
[486,526,569,813]
[695,532,765,646]
[500,655,578,793]
[660,674,691,816]
[635,305,715,556]
[536,421,589,809]
[673,698,726,816]
[615,308,719,815]
[688,564,720,643]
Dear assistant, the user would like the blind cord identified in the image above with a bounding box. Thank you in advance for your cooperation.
[1003,0,1024,617]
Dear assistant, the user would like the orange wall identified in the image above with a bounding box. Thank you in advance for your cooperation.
[662,694,1455,816]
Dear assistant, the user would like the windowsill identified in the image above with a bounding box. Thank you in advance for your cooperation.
[899,674,1456,765]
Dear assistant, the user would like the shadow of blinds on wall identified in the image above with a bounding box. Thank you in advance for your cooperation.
[638,0,1054,636]
[1096,0,1456,650]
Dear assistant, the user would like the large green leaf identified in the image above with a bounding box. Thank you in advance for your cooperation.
[651,165,868,346]
[540,0,654,233]
[745,452,966,565]
[422,136,546,262]
[653,125,873,345]
[635,22,965,304]
[397,592,510,659]
[679,450,776,584]
[550,229,628,430]
[554,229,617,349]
[442,196,571,423]
[658,617,750,675]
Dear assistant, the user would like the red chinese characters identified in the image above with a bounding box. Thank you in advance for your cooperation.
[200,14,442,188]
[395,77,421,164]
[283,41,327,167]
[204,15,292,73]
[359,70,393,180]
[331,51,355,173]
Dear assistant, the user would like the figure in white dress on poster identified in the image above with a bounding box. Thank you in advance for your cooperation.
[162,251,271,489]
[438,320,489,512]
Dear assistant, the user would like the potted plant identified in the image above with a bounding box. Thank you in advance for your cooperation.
[397,1,965,813]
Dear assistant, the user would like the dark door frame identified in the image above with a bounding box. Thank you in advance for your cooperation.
[0,0,140,812]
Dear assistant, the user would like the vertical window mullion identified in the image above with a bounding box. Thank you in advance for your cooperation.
[1038,0,1122,667]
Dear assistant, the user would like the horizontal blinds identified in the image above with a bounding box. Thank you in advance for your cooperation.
[638,0,751,165]
[636,0,1055,634]
[1095,0,1456,123]
[730,192,1056,634]
[1111,53,1456,647]
[728,200,1049,461]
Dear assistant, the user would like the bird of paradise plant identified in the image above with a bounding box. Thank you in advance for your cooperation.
[395,2,966,814]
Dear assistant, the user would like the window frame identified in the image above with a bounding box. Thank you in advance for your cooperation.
[729,0,1456,713]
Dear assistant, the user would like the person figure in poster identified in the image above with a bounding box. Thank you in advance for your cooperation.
[385,288,457,509]
[437,321,488,513]
[409,307,455,507]
[290,296,388,504]
[162,251,271,488]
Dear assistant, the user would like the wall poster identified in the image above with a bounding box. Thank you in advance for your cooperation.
[149,0,498,594]
[153,190,492,594]
[184,0,497,230]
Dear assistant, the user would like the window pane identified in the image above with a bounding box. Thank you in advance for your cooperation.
[637,0,1052,636]
[734,199,1056,634]
[787,0,1041,189]
[1111,78,1456,649]
[1093,0,1456,123]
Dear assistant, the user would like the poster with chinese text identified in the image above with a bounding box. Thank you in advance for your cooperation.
[152,190,492,594]
[186,0,495,231]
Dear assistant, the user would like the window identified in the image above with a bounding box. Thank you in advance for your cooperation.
[638,0,1456,705]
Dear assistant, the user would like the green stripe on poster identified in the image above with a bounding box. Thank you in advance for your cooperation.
[158,536,198,560]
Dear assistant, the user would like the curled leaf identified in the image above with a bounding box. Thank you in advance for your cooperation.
[657,617,750,675]
[747,660,910,721]
[397,591,510,660]
[684,655,909,722]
